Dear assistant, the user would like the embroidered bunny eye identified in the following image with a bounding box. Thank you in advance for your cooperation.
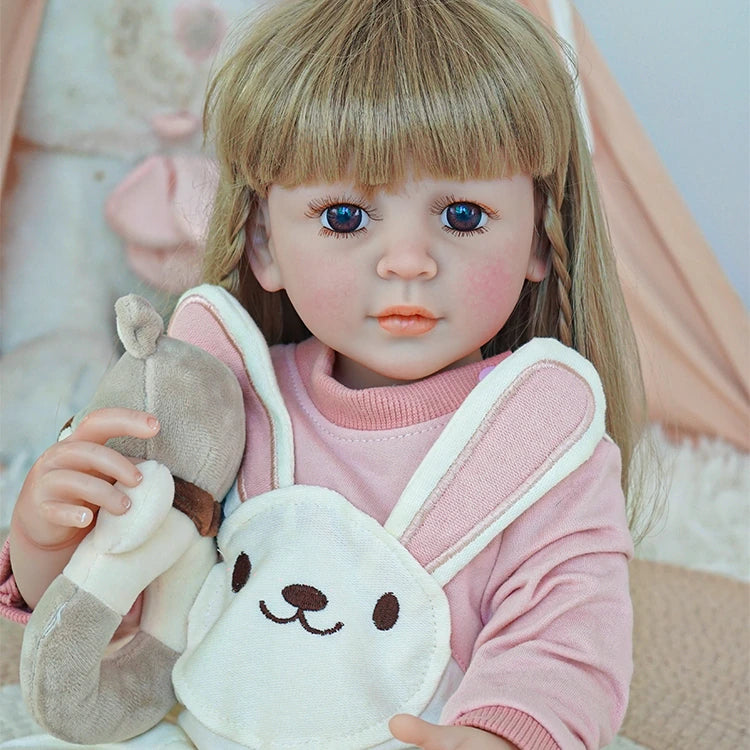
[372,592,399,631]
[231,552,252,592]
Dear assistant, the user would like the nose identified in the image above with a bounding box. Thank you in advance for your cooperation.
[376,237,437,281]
[282,584,328,611]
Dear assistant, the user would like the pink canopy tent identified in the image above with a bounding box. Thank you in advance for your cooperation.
[2,0,748,451]
[0,0,45,191]
[524,0,749,451]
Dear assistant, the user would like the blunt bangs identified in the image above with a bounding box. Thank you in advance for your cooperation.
[207,0,575,193]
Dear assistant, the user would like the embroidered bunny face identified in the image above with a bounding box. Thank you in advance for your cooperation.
[173,487,452,748]
[169,284,605,750]
[224,492,443,643]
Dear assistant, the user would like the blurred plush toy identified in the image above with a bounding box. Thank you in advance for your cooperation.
[19,294,245,744]
[0,0,252,519]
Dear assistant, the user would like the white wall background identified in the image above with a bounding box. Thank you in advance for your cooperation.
[573,0,750,310]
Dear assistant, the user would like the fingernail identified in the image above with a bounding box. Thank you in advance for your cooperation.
[78,509,92,526]
[134,470,143,483]
[147,417,159,430]
[122,495,132,511]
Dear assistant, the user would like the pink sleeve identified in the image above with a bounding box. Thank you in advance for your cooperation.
[443,439,634,750]
[0,537,31,624]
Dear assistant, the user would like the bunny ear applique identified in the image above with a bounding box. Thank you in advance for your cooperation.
[384,338,606,587]
[168,284,294,491]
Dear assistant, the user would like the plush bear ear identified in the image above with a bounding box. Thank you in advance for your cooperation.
[384,338,606,587]
[114,294,164,358]
[168,284,294,492]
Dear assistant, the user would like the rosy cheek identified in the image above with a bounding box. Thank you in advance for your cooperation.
[288,262,358,324]
[461,260,520,321]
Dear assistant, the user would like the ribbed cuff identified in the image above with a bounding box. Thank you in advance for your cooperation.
[0,537,31,624]
[454,706,559,750]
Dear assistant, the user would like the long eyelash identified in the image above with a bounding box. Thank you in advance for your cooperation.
[443,226,490,238]
[318,227,369,239]
[429,194,500,220]
[304,194,381,221]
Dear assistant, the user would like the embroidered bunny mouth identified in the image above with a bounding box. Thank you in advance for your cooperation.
[259,600,344,636]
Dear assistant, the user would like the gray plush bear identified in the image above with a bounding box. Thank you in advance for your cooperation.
[19,294,245,744]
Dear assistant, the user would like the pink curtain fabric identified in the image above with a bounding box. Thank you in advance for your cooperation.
[2,0,747,449]
[0,0,45,192]
[524,0,750,450]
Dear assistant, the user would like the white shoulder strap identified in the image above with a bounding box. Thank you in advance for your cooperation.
[385,338,606,586]
[172,284,295,489]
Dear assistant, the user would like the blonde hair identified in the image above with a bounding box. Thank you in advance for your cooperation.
[203,0,654,536]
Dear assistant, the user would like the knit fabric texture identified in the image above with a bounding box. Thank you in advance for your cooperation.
[621,558,749,748]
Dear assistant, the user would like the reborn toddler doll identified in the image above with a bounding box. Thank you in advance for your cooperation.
[19,294,245,744]
[8,0,646,746]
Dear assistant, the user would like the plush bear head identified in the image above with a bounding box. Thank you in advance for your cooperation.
[70,293,245,515]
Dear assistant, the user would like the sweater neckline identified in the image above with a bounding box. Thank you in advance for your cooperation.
[293,338,510,430]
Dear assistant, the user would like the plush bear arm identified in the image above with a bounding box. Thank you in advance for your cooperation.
[20,576,179,744]
[63,461,199,616]
[141,533,218,652]
[18,461,215,744]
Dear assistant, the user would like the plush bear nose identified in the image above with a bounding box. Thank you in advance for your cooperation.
[282,584,328,612]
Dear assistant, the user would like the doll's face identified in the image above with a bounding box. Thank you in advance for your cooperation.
[250,175,546,388]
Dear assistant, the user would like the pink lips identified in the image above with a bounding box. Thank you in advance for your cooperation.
[376,306,438,336]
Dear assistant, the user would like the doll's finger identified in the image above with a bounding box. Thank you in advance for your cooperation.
[69,408,160,444]
[391,719,515,750]
[47,441,145,488]
[389,714,435,747]
[38,470,133,517]
[40,501,94,529]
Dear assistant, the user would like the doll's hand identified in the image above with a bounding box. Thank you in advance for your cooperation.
[12,408,159,549]
[389,715,519,750]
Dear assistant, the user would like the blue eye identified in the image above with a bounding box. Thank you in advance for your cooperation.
[440,202,488,232]
[321,204,370,233]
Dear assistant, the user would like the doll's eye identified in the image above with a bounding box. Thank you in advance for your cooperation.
[372,592,399,631]
[440,202,488,233]
[231,552,252,592]
[321,204,370,234]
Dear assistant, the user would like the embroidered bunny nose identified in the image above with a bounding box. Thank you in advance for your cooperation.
[282,584,328,612]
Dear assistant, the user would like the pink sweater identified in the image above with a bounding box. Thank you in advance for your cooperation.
[170,290,634,750]
[0,322,633,750]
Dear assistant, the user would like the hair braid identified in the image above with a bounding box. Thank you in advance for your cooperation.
[540,192,574,347]
[203,179,254,296]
